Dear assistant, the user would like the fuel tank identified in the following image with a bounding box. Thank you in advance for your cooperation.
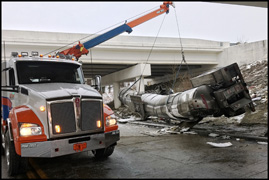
[118,63,255,122]
[119,85,219,122]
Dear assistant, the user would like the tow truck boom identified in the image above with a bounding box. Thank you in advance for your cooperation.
[59,1,175,60]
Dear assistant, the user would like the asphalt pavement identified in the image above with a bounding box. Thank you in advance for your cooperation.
[1,122,268,179]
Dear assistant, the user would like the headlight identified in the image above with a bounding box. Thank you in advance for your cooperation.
[106,114,117,126]
[19,123,42,136]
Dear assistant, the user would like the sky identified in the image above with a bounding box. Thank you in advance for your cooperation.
[1,1,268,43]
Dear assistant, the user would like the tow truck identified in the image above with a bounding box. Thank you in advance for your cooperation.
[1,2,175,176]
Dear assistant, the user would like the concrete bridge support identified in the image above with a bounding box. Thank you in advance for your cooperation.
[135,76,145,94]
[113,82,121,109]
[102,63,151,109]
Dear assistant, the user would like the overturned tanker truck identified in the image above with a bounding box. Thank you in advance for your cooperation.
[118,63,255,124]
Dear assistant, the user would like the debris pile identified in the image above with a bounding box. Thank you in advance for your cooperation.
[113,105,141,120]
[102,92,114,105]
[156,126,196,135]
[238,59,268,125]
[241,59,268,105]
[145,73,193,94]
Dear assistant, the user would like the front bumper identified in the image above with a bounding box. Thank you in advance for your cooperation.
[20,130,119,157]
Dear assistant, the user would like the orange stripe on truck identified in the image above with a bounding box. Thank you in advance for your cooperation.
[2,97,12,108]
[9,105,47,155]
[103,104,118,133]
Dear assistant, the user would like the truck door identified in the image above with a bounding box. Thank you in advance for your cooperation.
[2,67,18,121]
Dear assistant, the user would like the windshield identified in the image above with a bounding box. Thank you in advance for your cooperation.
[16,61,84,84]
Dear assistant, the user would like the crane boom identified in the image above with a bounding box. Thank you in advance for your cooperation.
[59,1,174,60]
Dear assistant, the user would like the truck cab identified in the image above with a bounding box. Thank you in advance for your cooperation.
[1,51,119,176]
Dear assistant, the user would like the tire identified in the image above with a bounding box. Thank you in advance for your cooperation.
[213,110,223,117]
[92,145,115,159]
[1,118,6,156]
[223,108,245,117]
[5,131,28,176]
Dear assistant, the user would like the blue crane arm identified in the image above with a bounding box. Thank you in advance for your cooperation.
[59,2,174,60]
[83,24,133,49]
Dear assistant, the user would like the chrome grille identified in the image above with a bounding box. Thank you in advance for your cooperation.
[81,100,102,131]
[50,102,76,134]
[47,98,103,139]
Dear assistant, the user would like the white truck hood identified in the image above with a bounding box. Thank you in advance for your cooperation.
[22,83,101,99]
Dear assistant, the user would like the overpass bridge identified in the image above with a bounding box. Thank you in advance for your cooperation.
[1,30,228,82]
[2,30,267,108]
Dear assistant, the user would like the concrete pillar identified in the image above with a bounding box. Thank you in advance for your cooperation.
[136,76,145,93]
[108,85,112,93]
[113,82,121,109]
[102,86,106,93]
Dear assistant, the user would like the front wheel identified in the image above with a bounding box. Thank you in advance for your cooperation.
[5,131,28,176]
[92,145,115,159]
[1,117,6,155]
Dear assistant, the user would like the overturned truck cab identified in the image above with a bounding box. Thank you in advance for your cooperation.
[119,63,255,122]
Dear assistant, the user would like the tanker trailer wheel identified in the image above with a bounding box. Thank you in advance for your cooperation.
[223,108,245,117]
[5,131,28,176]
[92,145,115,159]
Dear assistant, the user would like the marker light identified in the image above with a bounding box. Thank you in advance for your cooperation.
[56,55,59,58]
[18,54,22,57]
[40,106,46,112]
[48,55,51,58]
[55,125,61,133]
[31,51,39,56]
[20,123,42,136]
[72,58,75,61]
[40,54,43,57]
[97,120,102,128]
[21,52,28,57]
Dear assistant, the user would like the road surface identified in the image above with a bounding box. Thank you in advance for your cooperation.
[1,122,268,179]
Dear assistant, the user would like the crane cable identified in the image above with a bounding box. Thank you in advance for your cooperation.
[137,13,167,94]
[137,14,167,94]
[166,7,192,107]
[119,13,167,97]
[171,7,192,91]
[44,5,159,56]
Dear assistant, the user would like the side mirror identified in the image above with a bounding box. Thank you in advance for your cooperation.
[94,75,102,93]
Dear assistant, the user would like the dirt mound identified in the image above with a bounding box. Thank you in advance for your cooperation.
[237,59,268,125]
[241,60,268,88]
